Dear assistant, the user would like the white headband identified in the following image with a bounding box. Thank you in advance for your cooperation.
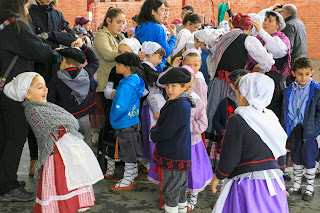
[4,72,39,102]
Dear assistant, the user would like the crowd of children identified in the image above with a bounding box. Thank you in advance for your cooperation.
[1,0,320,213]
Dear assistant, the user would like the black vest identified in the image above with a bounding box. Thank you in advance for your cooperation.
[216,33,248,72]
[274,56,288,71]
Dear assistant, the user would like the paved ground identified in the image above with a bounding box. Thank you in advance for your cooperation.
[1,143,320,213]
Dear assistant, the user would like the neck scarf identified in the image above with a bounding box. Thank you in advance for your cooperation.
[57,68,90,104]
[23,102,81,178]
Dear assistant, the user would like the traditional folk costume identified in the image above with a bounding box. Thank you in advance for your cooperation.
[195,14,274,169]
[101,39,143,178]
[151,68,194,213]
[109,53,145,191]
[282,79,320,200]
[4,72,103,213]
[213,73,288,213]
[140,42,166,173]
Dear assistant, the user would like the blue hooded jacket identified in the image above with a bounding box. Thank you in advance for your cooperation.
[110,74,145,129]
[135,22,177,72]
[282,80,320,140]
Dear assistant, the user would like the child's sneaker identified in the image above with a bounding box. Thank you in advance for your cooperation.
[287,187,302,195]
[302,190,314,201]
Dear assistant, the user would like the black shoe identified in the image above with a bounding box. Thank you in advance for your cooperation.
[283,174,292,181]
[0,188,35,202]
[302,191,314,201]
[287,187,302,196]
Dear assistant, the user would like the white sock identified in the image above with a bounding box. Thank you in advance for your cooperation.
[116,163,136,187]
[305,167,316,194]
[165,205,178,213]
[187,192,198,210]
[292,164,304,190]
[178,201,187,213]
[105,159,116,175]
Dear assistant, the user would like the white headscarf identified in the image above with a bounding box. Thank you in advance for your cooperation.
[235,72,287,159]
[119,38,141,54]
[248,13,264,36]
[4,72,39,102]
[141,41,162,55]
[194,28,226,46]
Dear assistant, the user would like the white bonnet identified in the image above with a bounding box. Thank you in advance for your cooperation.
[4,72,39,102]
[141,41,163,55]
[119,38,142,54]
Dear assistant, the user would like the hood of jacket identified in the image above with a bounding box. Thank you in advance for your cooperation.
[119,74,145,98]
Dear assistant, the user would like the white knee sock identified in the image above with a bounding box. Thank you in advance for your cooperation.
[178,201,187,213]
[165,205,178,213]
[105,159,116,175]
[117,163,136,187]
[293,164,304,189]
[187,192,198,210]
[305,167,316,194]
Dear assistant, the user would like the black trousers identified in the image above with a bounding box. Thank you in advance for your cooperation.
[0,92,29,194]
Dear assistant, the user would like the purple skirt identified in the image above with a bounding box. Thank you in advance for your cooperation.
[148,141,214,194]
[141,105,155,161]
[220,177,289,213]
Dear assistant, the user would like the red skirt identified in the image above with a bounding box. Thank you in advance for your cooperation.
[34,146,95,213]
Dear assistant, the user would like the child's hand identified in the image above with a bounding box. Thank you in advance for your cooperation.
[154,112,160,120]
[110,91,116,100]
[211,175,220,194]
[138,51,146,61]
[172,57,182,67]
[71,40,83,48]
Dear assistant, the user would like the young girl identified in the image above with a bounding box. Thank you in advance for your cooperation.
[102,38,142,179]
[140,41,166,174]
[186,69,213,212]
[4,72,103,212]
[211,72,288,213]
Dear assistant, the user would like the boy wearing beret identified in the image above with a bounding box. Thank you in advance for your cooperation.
[151,67,195,213]
[109,52,145,191]
[47,41,99,149]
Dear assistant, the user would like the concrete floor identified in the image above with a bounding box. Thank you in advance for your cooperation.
[0,143,320,213]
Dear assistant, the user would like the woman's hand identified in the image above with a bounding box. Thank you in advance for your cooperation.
[172,57,182,67]
[253,21,262,32]
[71,40,83,48]
[211,175,220,194]
[168,24,177,37]
[138,51,146,61]
[227,0,231,10]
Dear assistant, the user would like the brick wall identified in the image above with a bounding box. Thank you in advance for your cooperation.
[56,0,320,60]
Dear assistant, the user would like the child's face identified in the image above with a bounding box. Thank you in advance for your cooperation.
[127,30,135,38]
[118,44,133,55]
[182,56,201,74]
[116,63,131,76]
[25,75,48,103]
[186,22,201,34]
[147,53,163,67]
[165,83,189,100]
[292,68,314,85]
[194,37,206,49]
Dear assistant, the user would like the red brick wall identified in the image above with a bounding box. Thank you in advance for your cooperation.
[56,0,320,60]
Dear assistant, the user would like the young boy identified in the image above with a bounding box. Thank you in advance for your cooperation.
[283,56,320,201]
[151,67,195,213]
[47,41,99,148]
[109,52,145,191]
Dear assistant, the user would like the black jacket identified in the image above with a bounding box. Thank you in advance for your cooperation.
[28,1,75,49]
[0,10,60,84]
[47,44,99,119]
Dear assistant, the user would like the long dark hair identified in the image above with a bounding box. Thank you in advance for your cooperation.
[182,12,202,26]
[137,0,164,25]
[0,0,29,32]
[102,7,125,29]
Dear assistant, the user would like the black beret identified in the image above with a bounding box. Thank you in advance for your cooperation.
[159,67,191,84]
[115,52,141,67]
[57,47,86,64]
[229,69,250,83]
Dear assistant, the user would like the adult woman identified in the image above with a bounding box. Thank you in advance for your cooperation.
[135,0,177,72]
[74,16,94,46]
[94,7,126,110]
[247,11,291,78]
[211,73,288,213]
[0,0,60,201]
